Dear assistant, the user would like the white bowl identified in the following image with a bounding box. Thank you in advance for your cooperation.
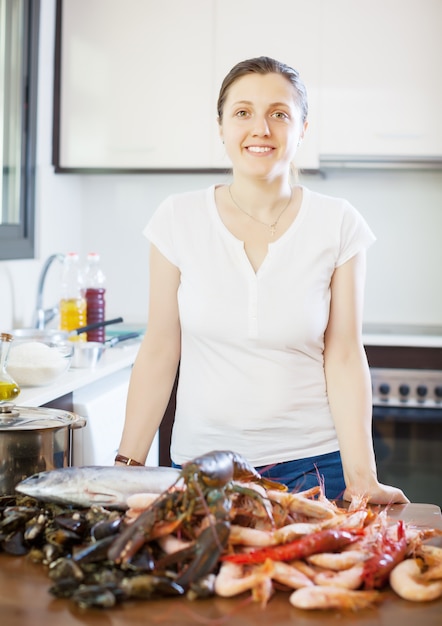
[71,342,105,368]
[7,341,73,387]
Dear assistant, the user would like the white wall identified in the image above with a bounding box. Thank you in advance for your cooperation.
[1,0,441,332]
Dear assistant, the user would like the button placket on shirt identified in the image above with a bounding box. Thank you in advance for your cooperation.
[248,278,259,338]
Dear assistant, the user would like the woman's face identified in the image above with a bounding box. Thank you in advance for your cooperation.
[219,72,307,180]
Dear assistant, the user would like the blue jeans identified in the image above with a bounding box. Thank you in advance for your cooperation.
[255,450,346,500]
[172,450,345,500]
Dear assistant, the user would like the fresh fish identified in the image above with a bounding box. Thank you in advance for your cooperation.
[15,465,181,509]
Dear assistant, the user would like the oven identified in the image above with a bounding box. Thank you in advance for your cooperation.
[366,339,442,510]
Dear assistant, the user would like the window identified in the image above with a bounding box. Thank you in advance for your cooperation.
[0,0,39,260]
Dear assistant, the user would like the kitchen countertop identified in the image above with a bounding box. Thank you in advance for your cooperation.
[362,323,442,348]
[0,503,441,626]
[15,339,142,408]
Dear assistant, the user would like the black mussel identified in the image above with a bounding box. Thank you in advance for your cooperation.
[120,574,185,599]
[0,507,38,535]
[71,583,123,609]
[83,566,123,587]
[49,578,82,599]
[27,546,46,563]
[91,516,122,540]
[54,513,87,536]
[48,556,85,582]
[24,513,48,542]
[1,529,29,555]
[0,495,17,510]
[45,527,83,548]
[73,535,116,565]
[85,506,118,526]
[41,541,64,564]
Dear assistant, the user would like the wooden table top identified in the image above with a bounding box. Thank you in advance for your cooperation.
[1,503,441,626]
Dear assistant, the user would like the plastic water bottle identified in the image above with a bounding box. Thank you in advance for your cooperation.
[59,252,87,341]
[84,252,107,343]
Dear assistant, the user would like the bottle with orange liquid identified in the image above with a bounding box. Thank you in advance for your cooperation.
[59,252,87,341]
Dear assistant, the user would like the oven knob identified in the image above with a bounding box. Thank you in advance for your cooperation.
[416,385,428,398]
[399,384,410,396]
[379,383,390,395]
[434,385,442,399]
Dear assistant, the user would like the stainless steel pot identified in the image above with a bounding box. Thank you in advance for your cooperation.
[0,403,86,495]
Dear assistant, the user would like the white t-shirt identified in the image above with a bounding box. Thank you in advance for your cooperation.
[144,185,376,466]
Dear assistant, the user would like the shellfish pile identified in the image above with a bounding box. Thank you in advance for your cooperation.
[1,450,442,610]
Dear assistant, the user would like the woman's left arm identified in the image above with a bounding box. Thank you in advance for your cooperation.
[324,251,409,504]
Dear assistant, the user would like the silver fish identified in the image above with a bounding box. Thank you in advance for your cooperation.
[15,465,181,509]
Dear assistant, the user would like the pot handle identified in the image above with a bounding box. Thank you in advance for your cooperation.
[70,317,124,336]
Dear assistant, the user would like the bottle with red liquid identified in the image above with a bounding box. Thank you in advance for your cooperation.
[84,252,107,343]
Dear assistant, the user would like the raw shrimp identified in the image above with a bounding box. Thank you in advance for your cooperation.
[214,558,312,608]
[214,561,269,598]
[389,558,442,602]
[416,544,442,581]
[314,564,365,589]
[274,522,323,543]
[229,525,278,547]
[321,508,370,531]
[307,549,368,570]
[289,585,380,610]
[228,522,322,547]
[269,560,314,589]
[124,493,160,523]
[267,490,336,520]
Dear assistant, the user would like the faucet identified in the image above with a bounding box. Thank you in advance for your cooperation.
[33,253,66,329]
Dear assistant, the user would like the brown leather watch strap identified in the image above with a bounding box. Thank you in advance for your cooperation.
[114,454,144,467]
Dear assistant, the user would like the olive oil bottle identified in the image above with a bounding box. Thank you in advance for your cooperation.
[59,252,87,341]
[0,333,20,401]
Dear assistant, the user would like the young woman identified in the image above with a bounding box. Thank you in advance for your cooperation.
[115,56,408,504]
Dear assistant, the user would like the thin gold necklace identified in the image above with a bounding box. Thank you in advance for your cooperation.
[229,185,293,236]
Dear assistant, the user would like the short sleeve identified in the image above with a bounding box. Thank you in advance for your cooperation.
[143,195,179,267]
[336,201,376,267]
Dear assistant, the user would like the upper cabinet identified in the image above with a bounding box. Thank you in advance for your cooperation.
[318,0,442,163]
[55,0,215,170]
[53,0,442,172]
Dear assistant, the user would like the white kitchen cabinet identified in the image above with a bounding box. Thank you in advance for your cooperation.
[72,368,159,466]
[318,0,442,161]
[55,0,442,171]
[57,0,215,169]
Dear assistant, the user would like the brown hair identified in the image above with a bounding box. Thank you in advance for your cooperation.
[217,56,308,124]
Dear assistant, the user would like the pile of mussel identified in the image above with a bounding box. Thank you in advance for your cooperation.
[0,494,198,608]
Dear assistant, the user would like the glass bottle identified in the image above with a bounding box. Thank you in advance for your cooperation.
[0,333,20,401]
[84,252,106,342]
[59,252,87,341]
